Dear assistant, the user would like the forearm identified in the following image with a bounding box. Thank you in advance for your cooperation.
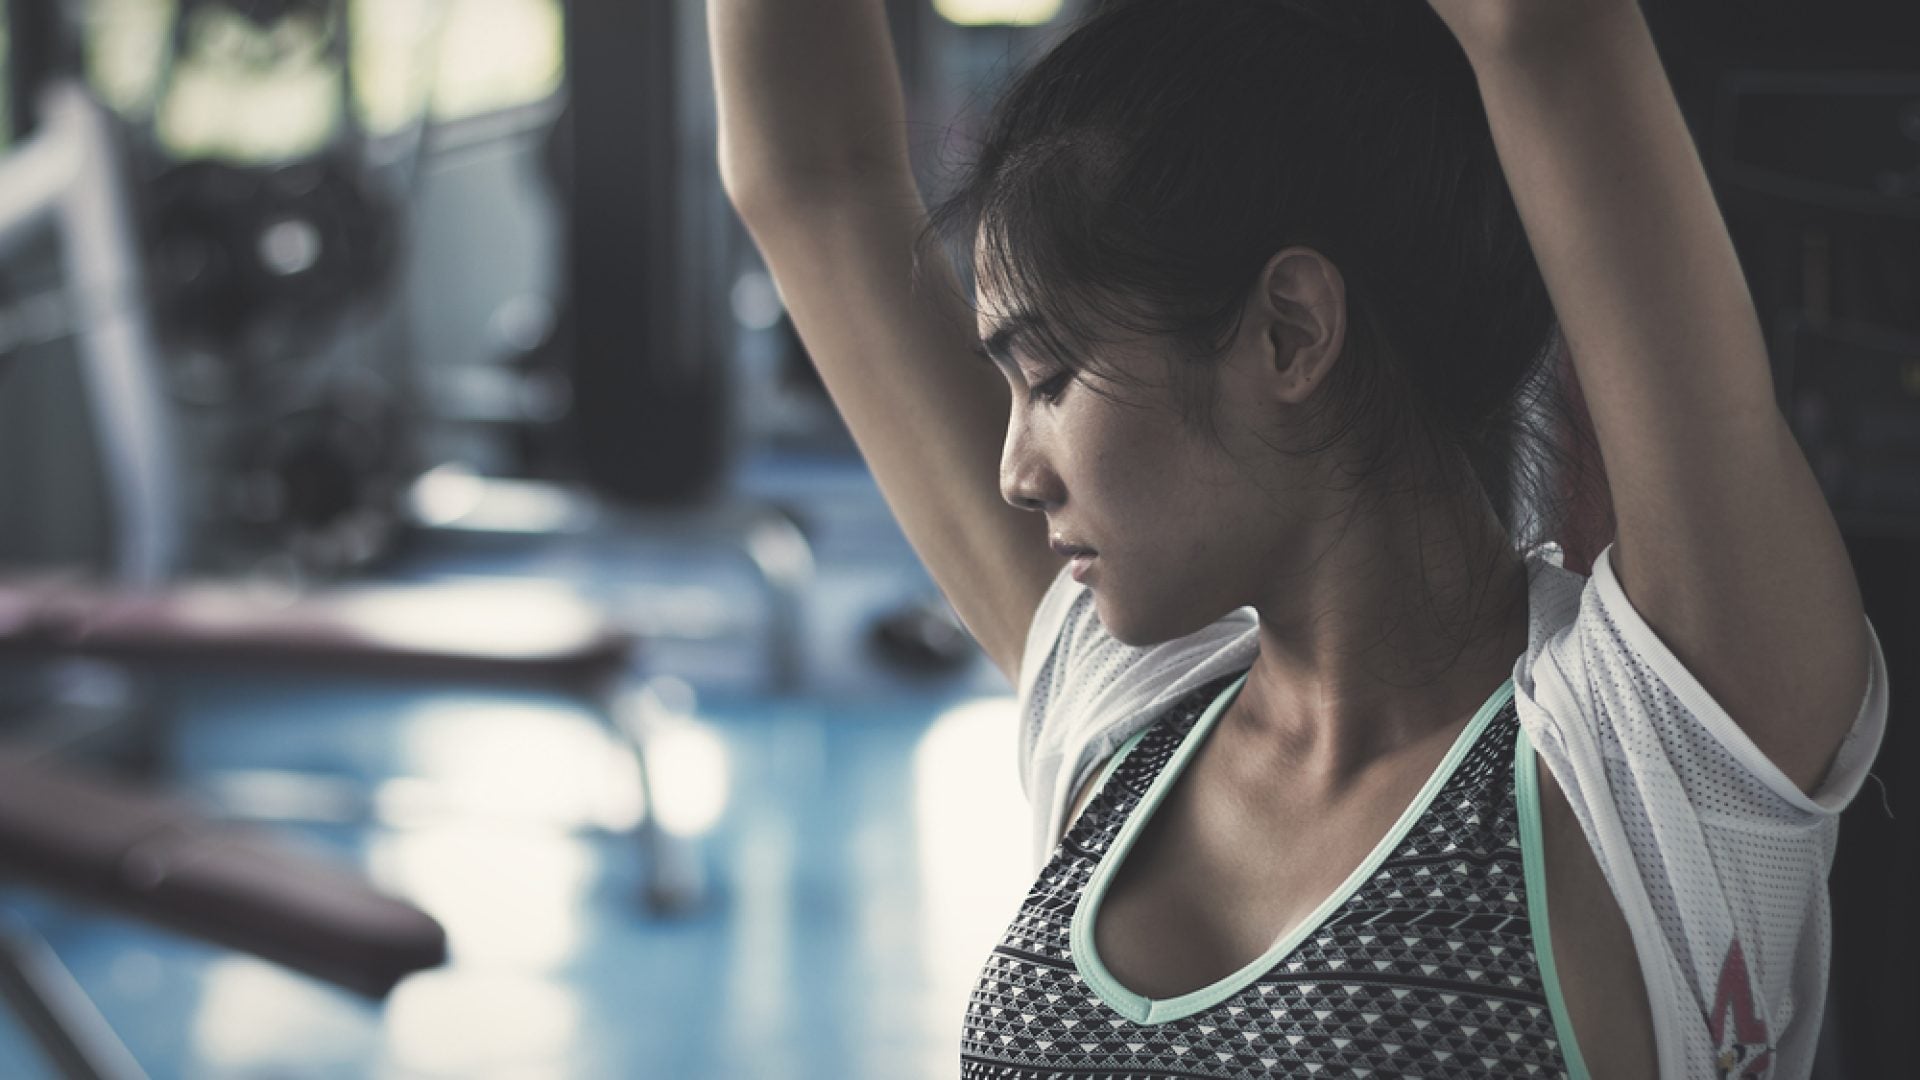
[1457,4,1782,451]
[709,0,914,209]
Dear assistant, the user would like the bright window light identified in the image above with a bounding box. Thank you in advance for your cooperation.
[913,696,1032,1049]
[933,0,1065,28]
[83,0,564,155]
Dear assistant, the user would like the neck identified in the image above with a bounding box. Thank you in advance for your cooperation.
[1231,479,1531,786]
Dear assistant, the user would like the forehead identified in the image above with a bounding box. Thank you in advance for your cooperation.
[971,216,1047,317]
[972,266,1038,365]
[972,231,1016,330]
[966,225,1152,365]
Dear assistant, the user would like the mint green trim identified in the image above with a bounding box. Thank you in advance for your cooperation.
[1094,723,1155,795]
[1070,673,1518,1026]
[1062,720,1167,846]
[1515,724,1594,1080]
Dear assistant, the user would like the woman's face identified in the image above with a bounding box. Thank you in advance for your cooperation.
[976,249,1349,647]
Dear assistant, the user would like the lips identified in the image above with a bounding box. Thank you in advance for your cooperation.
[1049,537,1097,558]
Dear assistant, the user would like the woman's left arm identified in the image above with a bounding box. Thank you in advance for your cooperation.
[1430,0,1871,794]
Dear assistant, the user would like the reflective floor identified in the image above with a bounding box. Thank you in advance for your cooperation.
[0,451,1036,1079]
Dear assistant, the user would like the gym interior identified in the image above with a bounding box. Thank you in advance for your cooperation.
[0,1,1911,1077]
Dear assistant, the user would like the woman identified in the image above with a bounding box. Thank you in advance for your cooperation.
[711,1,1889,1076]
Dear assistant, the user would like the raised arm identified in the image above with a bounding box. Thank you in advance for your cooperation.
[709,0,1062,683]
[1427,0,1872,793]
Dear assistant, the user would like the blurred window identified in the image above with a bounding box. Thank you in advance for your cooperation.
[83,0,562,160]
[85,0,174,120]
[403,0,562,124]
[933,0,1064,28]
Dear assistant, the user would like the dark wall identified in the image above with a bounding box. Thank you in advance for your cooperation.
[1637,3,1918,1076]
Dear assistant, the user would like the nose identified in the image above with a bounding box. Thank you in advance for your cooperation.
[1000,414,1062,513]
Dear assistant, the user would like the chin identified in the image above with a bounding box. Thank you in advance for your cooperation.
[1092,589,1230,649]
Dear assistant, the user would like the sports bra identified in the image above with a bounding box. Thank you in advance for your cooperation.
[961,669,1589,1078]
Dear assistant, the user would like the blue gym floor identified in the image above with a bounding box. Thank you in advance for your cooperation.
[0,451,1038,1079]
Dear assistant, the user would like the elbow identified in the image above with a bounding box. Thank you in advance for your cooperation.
[716,141,777,221]
[718,139,915,226]
[720,167,820,235]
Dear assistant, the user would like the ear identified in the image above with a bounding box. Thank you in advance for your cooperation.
[1249,247,1348,405]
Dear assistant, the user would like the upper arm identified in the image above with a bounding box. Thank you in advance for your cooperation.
[1606,429,1871,795]
[1461,13,1871,793]
[731,178,1063,683]
[1517,558,1885,1073]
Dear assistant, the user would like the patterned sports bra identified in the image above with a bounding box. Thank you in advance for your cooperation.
[962,670,1590,1078]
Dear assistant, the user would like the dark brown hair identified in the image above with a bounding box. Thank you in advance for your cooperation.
[918,0,1606,588]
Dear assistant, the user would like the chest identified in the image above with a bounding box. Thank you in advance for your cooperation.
[1086,742,1657,1078]
[1090,742,1429,997]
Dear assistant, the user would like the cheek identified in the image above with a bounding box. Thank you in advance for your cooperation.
[1082,420,1238,564]
[1064,399,1193,488]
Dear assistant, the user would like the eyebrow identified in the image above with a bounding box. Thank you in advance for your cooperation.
[977,311,1046,366]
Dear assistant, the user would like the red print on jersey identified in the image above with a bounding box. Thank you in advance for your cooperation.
[1710,938,1774,1078]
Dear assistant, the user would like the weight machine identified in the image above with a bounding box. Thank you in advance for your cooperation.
[0,2,734,1073]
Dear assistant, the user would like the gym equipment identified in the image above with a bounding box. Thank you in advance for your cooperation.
[144,152,399,356]
[0,6,692,1075]
[562,0,732,506]
[175,0,335,35]
[0,571,701,909]
[0,746,449,1001]
[220,368,416,574]
[105,0,429,579]
[0,81,182,588]
[0,909,150,1080]
[139,0,405,357]
[0,737,448,1080]
[869,594,977,677]
[0,23,442,1067]
[0,567,712,1074]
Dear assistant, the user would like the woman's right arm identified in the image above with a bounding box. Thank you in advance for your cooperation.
[709,0,1063,684]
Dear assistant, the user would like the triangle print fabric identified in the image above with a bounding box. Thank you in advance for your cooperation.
[961,673,1575,1078]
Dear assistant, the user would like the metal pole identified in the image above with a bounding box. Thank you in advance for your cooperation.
[0,913,150,1080]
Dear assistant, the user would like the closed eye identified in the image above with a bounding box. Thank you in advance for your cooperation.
[1028,372,1071,406]
[974,340,1056,401]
